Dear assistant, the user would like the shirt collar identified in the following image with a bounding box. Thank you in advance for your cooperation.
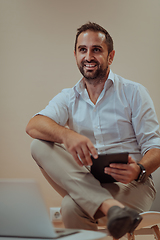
[73,70,115,96]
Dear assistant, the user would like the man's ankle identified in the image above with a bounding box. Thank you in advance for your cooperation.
[99,199,124,216]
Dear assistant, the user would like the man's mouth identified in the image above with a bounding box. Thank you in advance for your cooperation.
[83,63,97,70]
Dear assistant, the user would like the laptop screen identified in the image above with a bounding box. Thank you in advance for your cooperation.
[0,179,58,238]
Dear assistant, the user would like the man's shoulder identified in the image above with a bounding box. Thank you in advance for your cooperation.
[58,84,75,95]
[57,86,78,103]
[113,72,146,91]
[111,72,151,106]
[61,87,75,95]
[114,73,139,86]
[61,78,84,97]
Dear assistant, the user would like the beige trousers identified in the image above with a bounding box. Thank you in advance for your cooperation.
[31,139,156,230]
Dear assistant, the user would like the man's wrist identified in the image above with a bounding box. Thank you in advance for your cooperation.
[135,164,141,179]
[135,163,147,183]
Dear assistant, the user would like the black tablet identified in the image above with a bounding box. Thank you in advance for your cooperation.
[91,152,129,183]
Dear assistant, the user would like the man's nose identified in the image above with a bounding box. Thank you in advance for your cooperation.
[85,50,94,62]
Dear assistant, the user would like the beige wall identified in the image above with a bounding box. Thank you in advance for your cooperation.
[1,0,160,212]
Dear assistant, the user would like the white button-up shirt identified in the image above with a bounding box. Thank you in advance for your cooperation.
[37,70,160,162]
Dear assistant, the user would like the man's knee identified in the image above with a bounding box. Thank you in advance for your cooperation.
[30,139,54,166]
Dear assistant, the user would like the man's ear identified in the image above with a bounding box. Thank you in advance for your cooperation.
[108,50,115,65]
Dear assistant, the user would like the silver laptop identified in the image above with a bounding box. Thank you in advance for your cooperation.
[0,179,79,239]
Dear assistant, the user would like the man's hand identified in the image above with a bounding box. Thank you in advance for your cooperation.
[26,115,98,166]
[62,129,98,166]
[104,156,140,184]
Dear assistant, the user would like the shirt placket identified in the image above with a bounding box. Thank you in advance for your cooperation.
[92,106,103,147]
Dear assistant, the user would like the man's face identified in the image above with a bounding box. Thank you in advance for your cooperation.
[74,30,114,84]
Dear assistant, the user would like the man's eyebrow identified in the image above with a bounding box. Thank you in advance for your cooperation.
[92,45,103,49]
[77,45,103,49]
[78,45,86,49]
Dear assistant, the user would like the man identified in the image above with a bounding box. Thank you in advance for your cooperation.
[26,22,160,239]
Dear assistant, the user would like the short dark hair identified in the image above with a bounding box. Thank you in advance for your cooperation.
[74,22,114,53]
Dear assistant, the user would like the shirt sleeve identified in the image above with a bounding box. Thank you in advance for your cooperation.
[130,84,160,155]
[36,89,71,126]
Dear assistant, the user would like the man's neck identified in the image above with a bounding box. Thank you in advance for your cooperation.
[83,69,110,104]
[84,80,105,104]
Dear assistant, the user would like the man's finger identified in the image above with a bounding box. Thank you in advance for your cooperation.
[71,150,84,167]
[87,142,98,159]
[109,163,128,169]
[77,150,88,166]
[80,145,93,166]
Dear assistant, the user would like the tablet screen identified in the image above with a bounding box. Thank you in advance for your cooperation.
[91,152,129,183]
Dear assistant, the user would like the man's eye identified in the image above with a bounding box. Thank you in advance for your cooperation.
[93,48,100,52]
[80,48,86,52]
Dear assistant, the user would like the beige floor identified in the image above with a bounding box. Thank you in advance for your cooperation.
[53,222,158,240]
[101,236,155,240]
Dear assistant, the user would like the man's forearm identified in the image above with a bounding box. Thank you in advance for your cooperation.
[26,114,98,166]
[139,148,160,175]
[26,115,69,143]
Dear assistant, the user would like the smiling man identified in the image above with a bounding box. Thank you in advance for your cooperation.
[76,31,112,83]
[74,30,115,108]
[26,22,160,239]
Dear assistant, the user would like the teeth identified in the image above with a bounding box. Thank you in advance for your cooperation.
[85,64,96,67]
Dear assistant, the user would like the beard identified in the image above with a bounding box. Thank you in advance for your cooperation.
[78,60,108,85]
